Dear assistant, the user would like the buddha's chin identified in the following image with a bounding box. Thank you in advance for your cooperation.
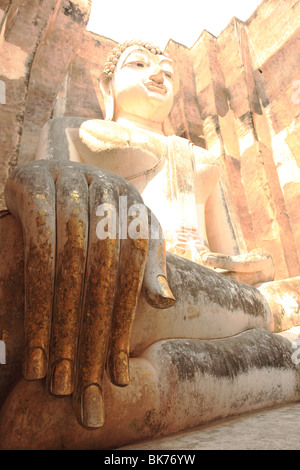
[146,98,172,118]
[146,89,171,102]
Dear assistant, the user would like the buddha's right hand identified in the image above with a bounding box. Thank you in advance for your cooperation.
[201,248,275,285]
[4,159,175,429]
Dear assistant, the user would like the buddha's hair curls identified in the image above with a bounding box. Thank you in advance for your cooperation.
[103,39,169,78]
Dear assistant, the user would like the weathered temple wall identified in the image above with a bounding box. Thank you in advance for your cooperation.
[188,0,300,281]
[0,0,299,280]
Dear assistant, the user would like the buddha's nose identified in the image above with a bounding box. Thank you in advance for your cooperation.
[149,68,164,84]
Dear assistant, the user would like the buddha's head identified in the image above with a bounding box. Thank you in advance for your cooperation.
[99,40,174,133]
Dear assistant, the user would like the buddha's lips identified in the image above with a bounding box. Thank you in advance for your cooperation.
[144,81,167,94]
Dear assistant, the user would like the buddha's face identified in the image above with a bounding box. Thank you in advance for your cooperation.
[110,45,174,126]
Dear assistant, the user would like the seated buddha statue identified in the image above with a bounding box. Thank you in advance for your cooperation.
[1,40,300,449]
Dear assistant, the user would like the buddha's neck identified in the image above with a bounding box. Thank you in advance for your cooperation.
[115,113,165,136]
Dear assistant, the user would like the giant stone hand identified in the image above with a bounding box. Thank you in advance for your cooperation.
[4,158,175,428]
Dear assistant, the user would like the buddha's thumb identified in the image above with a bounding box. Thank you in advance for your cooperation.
[142,237,176,309]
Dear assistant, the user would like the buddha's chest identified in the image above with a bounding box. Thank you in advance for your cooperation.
[67,120,206,260]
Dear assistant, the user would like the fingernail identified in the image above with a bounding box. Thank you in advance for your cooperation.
[82,384,104,428]
[24,347,47,380]
[50,359,73,396]
[156,275,176,307]
[113,351,130,387]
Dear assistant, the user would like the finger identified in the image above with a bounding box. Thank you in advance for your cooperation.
[142,209,176,309]
[106,192,149,387]
[203,249,273,273]
[47,169,88,396]
[5,162,56,380]
[73,177,119,429]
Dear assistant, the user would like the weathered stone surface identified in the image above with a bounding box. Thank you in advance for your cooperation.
[165,40,204,147]
[1,0,299,285]
[221,155,256,252]
[241,142,300,280]
[51,31,117,123]
[188,0,299,279]
[0,212,24,407]
[284,182,300,256]
[0,329,299,450]
[0,0,91,208]
[0,0,58,208]
[191,30,227,158]
[18,0,92,163]
[0,0,300,449]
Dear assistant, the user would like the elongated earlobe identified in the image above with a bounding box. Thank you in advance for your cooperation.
[98,72,114,121]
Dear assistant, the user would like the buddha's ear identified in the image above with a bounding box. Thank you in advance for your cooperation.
[98,72,114,121]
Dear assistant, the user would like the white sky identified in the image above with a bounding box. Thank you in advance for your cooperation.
[87,0,262,50]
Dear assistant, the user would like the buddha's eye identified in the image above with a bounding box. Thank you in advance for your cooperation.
[164,71,173,79]
[122,51,150,70]
[124,61,146,69]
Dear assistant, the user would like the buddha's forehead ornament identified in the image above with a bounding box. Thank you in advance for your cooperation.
[103,39,169,78]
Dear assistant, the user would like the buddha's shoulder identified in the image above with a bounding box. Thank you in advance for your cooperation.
[188,142,220,184]
[190,143,219,167]
[171,135,219,165]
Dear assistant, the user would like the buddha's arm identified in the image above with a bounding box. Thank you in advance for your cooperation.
[192,145,239,253]
[205,182,245,255]
[192,145,275,285]
[35,116,87,161]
